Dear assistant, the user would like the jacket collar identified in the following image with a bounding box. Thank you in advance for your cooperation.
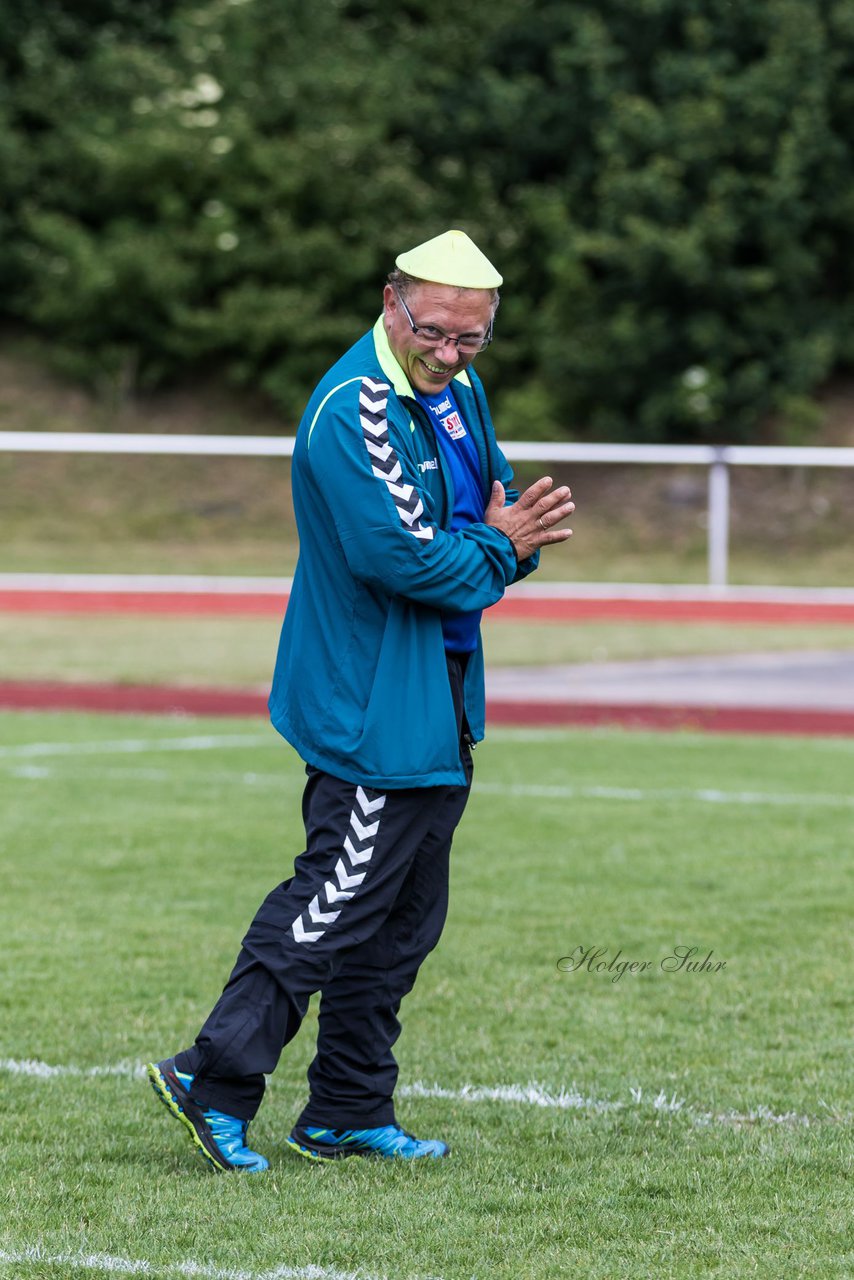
[372,316,472,397]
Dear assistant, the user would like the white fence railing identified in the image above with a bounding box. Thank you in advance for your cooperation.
[3,431,853,587]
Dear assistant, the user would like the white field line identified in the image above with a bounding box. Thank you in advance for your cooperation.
[0,1058,144,1078]
[399,1081,841,1129]
[3,765,298,786]
[4,726,854,758]
[3,756,853,810]
[0,572,294,594]
[491,726,854,751]
[473,780,854,809]
[0,1059,845,1130]
[0,1245,397,1280]
[0,733,272,759]
[5,725,854,760]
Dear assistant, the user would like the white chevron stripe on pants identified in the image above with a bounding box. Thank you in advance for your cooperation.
[290,785,387,943]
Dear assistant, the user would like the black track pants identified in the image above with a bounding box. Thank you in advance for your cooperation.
[176,657,472,1126]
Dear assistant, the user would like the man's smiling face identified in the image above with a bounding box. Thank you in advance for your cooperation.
[383,282,494,395]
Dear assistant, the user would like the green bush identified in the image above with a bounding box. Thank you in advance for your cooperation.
[1,0,853,441]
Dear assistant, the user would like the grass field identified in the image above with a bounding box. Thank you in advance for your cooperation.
[1,711,851,1279]
[2,613,854,688]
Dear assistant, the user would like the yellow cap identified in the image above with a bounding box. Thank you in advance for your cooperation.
[395,229,503,289]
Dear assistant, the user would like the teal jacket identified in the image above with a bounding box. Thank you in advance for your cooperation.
[268,317,538,788]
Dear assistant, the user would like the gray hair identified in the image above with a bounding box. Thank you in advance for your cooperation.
[387,268,500,313]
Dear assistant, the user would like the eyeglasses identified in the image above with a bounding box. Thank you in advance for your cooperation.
[394,289,493,354]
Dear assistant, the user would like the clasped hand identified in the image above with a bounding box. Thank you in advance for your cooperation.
[484,476,574,561]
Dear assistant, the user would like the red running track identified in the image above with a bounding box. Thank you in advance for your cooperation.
[2,679,853,736]
[3,587,854,624]
[4,585,852,733]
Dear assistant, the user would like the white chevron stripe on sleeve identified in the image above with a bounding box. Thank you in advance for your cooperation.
[365,440,395,462]
[374,462,403,483]
[357,378,435,543]
[396,504,425,528]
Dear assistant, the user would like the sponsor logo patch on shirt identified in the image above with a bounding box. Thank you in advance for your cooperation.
[418,457,439,472]
[441,412,467,441]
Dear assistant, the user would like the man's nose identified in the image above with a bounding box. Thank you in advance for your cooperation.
[432,334,461,360]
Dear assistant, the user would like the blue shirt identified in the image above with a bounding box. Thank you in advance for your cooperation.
[415,385,486,653]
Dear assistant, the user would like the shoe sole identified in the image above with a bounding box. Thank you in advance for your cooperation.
[146,1061,228,1173]
[285,1134,342,1163]
[285,1131,449,1163]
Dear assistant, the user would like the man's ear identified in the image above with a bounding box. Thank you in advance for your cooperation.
[381,285,398,333]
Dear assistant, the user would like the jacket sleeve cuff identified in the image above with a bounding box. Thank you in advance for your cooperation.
[492,527,520,572]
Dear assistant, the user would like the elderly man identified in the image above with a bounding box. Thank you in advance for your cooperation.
[147,229,573,1171]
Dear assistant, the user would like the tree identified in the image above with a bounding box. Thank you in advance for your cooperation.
[399,0,854,440]
[1,0,853,441]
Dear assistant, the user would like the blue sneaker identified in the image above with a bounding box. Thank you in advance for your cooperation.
[146,1057,269,1173]
[286,1122,449,1162]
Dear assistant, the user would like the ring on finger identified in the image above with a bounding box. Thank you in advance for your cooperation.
[538,516,547,531]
